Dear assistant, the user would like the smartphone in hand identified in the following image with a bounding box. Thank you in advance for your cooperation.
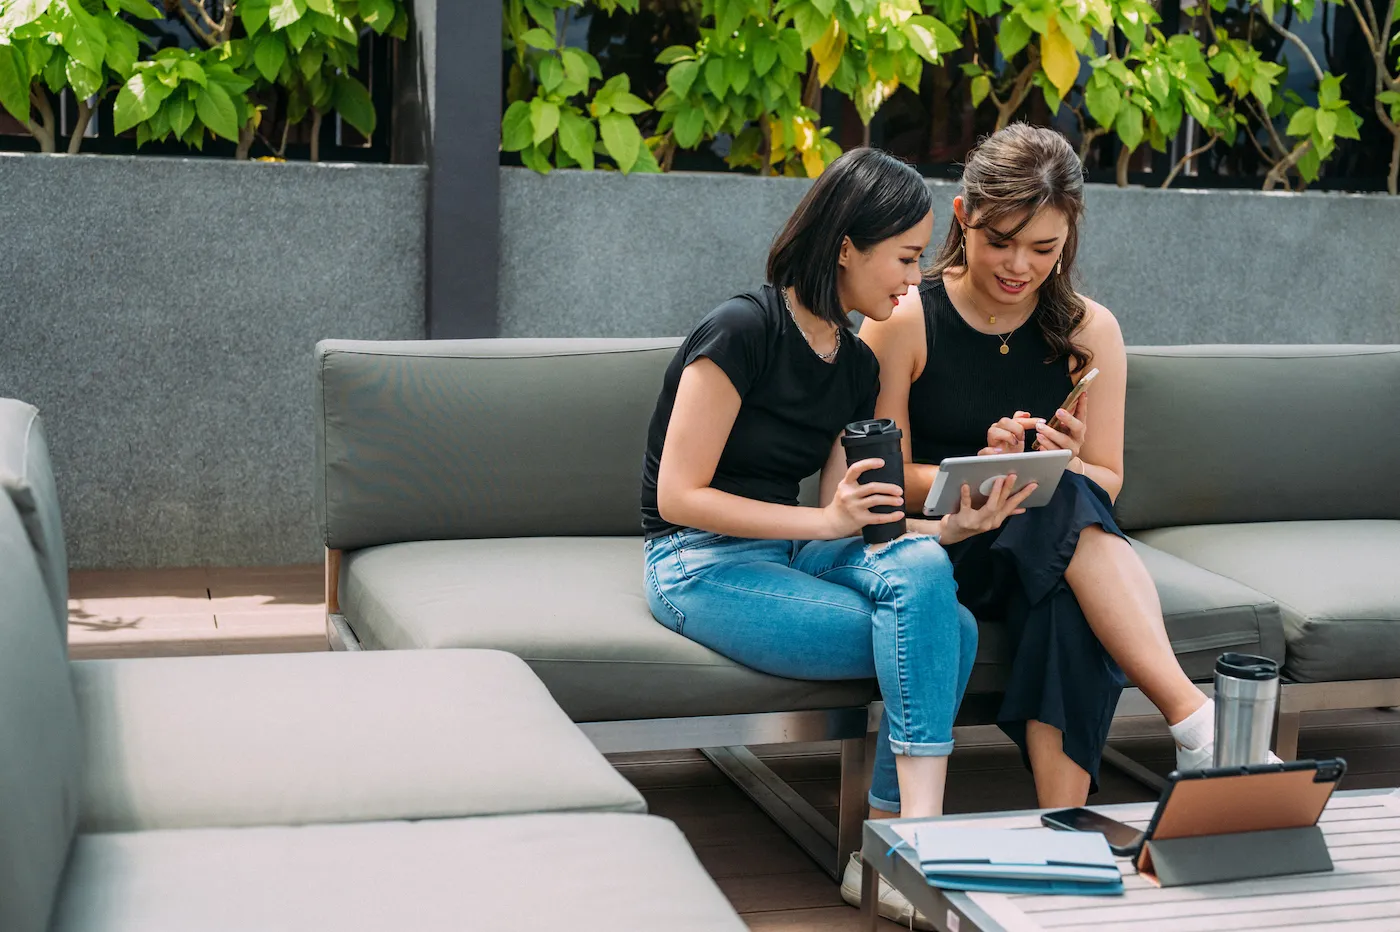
[1031,367,1099,451]
[1040,806,1144,856]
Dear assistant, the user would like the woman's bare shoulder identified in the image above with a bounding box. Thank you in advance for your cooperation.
[1076,294,1123,345]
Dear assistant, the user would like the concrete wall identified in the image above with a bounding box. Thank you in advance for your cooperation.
[498,167,1400,343]
[0,155,427,569]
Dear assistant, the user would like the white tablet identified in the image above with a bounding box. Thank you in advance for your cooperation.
[922,449,1073,517]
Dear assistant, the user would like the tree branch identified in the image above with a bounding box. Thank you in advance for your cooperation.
[1265,16,1325,85]
[177,1,217,46]
[1263,139,1311,190]
[28,89,55,152]
[1341,0,1381,63]
[1161,134,1218,187]
[68,96,98,154]
[1246,97,1290,159]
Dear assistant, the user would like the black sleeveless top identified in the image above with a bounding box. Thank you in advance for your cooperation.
[907,277,1073,465]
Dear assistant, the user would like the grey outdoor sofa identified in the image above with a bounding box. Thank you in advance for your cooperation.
[0,398,745,932]
[316,339,1400,878]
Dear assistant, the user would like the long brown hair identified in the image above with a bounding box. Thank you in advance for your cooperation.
[927,124,1091,373]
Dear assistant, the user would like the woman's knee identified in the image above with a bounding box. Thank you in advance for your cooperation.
[866,532,955,581]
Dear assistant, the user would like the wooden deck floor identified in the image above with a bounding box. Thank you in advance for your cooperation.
[69,566,1400,930]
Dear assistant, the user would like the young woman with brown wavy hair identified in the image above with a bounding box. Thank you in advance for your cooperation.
[860,125,1228,820]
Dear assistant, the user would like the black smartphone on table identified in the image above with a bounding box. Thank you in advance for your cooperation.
[1040,806,1145,856]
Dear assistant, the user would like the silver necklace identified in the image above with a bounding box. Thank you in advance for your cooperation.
[780,287,840,361]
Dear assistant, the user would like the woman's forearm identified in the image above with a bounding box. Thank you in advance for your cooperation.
[659,487,839,540]
[1076,459,1122,501]
[903,462,939,515]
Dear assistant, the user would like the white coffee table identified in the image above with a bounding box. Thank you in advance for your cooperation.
[860,788,1400,931]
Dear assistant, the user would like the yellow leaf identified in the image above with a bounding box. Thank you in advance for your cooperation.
[811,19,848,85]
[1040,19,1079,100]
[803,146,825,177]
[794,116,816,150]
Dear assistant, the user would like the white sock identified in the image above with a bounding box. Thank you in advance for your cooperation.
[1169,698,1214,750]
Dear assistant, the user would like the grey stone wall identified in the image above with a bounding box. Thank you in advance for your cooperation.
[498,167,1400,343]
[0,155,427,569]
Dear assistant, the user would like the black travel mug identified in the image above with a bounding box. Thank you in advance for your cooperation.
[840,419,907,545]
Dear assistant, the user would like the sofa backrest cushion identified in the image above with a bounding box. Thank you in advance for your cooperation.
[1117,345,1400,531]
[0,399,69,639]
[0,492,82,932]
[316,339,682,550]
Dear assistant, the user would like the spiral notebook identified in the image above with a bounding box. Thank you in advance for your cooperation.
[892,825,1124,896]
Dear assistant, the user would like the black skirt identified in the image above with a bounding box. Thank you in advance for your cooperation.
[947,472,1129,793]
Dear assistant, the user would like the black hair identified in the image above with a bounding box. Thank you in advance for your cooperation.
[766,148,932,329]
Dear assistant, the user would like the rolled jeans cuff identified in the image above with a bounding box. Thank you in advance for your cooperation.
[868,790,902,812]
[889,737,954,757]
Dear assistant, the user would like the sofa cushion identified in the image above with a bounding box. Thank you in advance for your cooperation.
[341,537,878,720]
[316,338,682,551]
[342,536,1283,718]
[1116,346,1400,531]
[0,492,82,932]
[1133,521,1400,683]
[52,813,746,932]
[73,649,643,834]
[0,399,68,638]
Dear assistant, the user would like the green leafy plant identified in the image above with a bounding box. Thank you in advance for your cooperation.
[0,0,157,153]
[112,46,257,150]
[502,0,659,174]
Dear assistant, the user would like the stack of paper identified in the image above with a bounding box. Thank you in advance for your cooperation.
[891,825,1124,896]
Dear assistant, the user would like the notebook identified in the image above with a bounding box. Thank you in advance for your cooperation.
[892,825,1124,896]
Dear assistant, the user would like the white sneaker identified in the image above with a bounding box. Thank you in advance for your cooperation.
[1175,742,1284,771]
[840,852,934,931]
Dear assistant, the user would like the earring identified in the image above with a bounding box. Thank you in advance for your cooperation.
[1054,257,1062,276]
[959,232,967,265]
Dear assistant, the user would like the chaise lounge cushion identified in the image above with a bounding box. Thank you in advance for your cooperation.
[52,813,747,932]
[0,491,82,932]
[1133,521,1400,682]
[73,649,644,834]
[0,399,68,638]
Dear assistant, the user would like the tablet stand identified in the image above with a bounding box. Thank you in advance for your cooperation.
[1136,824,1332,887]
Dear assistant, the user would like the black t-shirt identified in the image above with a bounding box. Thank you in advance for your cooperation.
[640,285,881,539]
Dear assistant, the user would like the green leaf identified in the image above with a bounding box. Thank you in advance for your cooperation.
[537,53,563,93]
[792,3,827,48]
[611,90,650,115]
[530,96,559,144]
[519,141,552,173]
[1019,6,1050,33]
[0,44,29,126]
[1181,89,1211,125]
[997,14,1033,59]
[113,71,173,133]
[666,59,700,98]
[971,73,991,106]
[1115,99,1143,150]
[335,75,375,135]
[285,14,314,50]
[111,0,161,20]
[717,0,746,34]
[501,98,533,150]
[776,30,806,72]
[673,103,705,147]
[1285,106,1315,137]
[66,59,102,100]
[195,80,240,140]
[557,107,596,169]
[304,0,332,13]
[1333,106,1360,140]
[240,0,271,34]
[0,0,51,31]
[1314,106,1337,142]
[1250,73,1273,108]
[657,45,695,65]
[166,90,194,135]
[1317,73,1342,107]
[269,0,305,31]
[1085,74,1121,126]
[599,110,642,172]
[254,36,286,83]
[63,20,108,76]
[726,55,749,94]
[753,36,777,76]
[1297,144,1321,183]
[1142,60,1170,104]
[522,27,555,50]
[704,56,728,98]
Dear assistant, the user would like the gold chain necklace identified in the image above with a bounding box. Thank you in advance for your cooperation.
[781,287,839,361]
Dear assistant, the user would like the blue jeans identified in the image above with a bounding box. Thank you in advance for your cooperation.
[643,529,978,812]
